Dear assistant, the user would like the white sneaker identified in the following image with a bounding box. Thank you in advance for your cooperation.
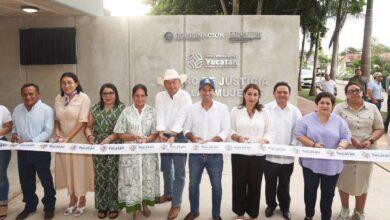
[352,209,366,220]
[337,206,350,220]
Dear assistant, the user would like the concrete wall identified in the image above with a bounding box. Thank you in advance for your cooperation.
[0,15,299,111]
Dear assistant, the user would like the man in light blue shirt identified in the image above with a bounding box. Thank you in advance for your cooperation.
[367,72,384,110]
[11,83,56,220]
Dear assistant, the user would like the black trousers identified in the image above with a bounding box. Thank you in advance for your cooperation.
[231,154,264,218]
[17,151,56,212]
[302,166,339,220]
[264,160,294,211]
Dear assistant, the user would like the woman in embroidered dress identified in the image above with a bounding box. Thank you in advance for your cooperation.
[113,84,159,220]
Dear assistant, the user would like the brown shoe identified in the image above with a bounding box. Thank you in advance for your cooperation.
[184,212,200,220]
[167,207,180,220]
[157,194,172,204]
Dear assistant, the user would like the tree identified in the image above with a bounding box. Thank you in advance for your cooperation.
[318,50,331,71]
[371,38,390,54]
[232,0,240,14]
[220,0,228,14]
[328,0,364,80]
[298,27,307,91]
[308,0,332,96]
[329,0,346,80]
[340,46,360,56]
[256,0,263,14]
[361,0,373,81]
[309,31,321,96]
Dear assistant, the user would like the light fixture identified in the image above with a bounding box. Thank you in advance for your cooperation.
[21,6,39,13]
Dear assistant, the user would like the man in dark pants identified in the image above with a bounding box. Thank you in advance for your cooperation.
[264,82,302,220]
[384,74,390,131]
[11,84,56,220]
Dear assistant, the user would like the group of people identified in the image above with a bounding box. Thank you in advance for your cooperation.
[0,68,385,220]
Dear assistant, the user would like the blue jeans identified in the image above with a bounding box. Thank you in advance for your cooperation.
[0,144,11,205]
[160,133,187,207]
[189,154,223,218]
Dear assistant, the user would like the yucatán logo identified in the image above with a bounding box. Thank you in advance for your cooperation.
[187,53,204,69]
[187,53,238,69]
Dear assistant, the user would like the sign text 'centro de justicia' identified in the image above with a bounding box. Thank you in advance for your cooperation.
[185,76,268,98]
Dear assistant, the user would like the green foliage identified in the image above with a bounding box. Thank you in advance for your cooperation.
[340,47,360,56]
[151,0,224,15]
[318,50,331,69]
[371,38,390,54]
[299,89,343,103]
[371,55,390,78]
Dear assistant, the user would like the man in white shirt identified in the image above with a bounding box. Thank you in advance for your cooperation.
[367,72,384,110]
[264,82,302,220]
[319,74,337,96]
[155,69,192,219]
[183,78,230,220]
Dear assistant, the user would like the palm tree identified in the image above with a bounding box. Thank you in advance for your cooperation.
[232,0,239,15]
[219,0,228,15]
[298,27,307,91]
[256,0,263,15]
[309,31,320,96]
[361,0,373,81]
[329,0,347,80]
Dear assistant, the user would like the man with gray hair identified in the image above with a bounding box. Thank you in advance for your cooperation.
[155,69,192,219]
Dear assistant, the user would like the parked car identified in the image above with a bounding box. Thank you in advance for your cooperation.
[300,69,322,89]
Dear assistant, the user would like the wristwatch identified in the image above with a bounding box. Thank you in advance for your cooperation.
[369,138,375,144]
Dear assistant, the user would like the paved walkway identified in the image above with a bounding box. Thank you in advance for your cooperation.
[5,96,390,220]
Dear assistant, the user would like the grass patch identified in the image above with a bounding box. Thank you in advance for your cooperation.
[298,89,388,119]
[298,89,343,104]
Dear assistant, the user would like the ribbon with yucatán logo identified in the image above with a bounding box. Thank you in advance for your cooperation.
[1,140,390,162]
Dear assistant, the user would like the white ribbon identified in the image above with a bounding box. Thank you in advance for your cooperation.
[1,140,390,162]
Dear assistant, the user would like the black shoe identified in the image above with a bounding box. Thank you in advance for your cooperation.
[282,210,291,220]
[44,210,55,220]
[16,209,35,220]
[212,216,222,220]
[304,217,313,220]
[265,207,275,217]
[183,212,200,220]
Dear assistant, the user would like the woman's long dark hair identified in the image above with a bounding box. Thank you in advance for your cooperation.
[132,84,148,97]
[60,72,83,96]
[238,83,263,112]
[99,83,122,110]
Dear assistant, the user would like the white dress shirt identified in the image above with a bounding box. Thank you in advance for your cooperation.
[12,100,54,142]
[265,100,302,164]
[230,106,274,156]
[320,80,337,94]
[0,105,12,139]
[184,100,230,141]
[155,89,192,133]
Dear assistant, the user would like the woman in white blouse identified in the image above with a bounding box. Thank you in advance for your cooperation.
[230,84,274,220]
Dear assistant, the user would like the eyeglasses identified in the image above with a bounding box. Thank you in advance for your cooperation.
[347,89,361,94]
[102,92,115,96]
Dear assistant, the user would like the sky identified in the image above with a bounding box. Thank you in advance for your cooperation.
[322,0,390,55]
